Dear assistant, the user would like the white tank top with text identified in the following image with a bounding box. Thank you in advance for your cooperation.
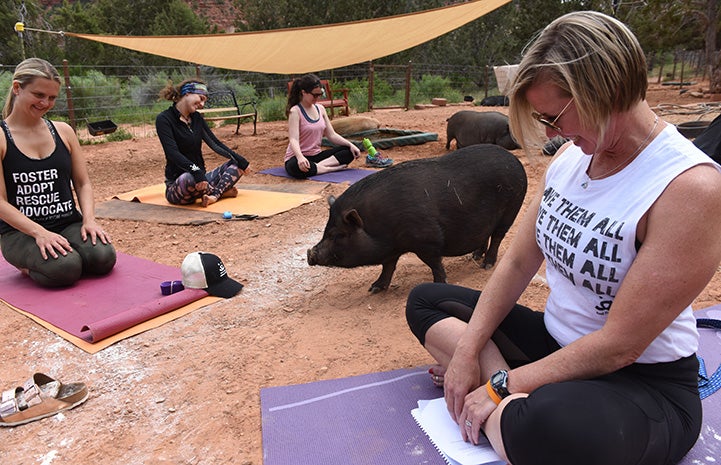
[539,124,718,363]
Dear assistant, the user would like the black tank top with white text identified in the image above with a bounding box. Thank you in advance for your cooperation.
[0,119,82,234]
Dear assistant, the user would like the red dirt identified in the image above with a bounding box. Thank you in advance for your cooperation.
[1,83,719,464]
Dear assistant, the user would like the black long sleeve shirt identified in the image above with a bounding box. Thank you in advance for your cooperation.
[155,105,250,185]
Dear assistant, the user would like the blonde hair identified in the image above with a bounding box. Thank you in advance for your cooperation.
[2,58,61,119]
[508,11,648,152]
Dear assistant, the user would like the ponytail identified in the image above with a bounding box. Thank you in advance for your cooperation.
[285,73,322,117]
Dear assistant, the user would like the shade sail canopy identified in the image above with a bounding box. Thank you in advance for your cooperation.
[63,0,511,74]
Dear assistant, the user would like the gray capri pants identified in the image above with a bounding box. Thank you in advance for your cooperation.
[1,222,116,287]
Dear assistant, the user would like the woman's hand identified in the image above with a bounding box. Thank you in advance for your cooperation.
[349,144,361,159]
[297,155,311,172]
[34,229,74,260]
[81,219,111,245]
[444,351,483,422]
[458,385,498,445]
[195,180,209,193]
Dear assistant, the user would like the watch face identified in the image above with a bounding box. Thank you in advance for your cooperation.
[491,370,506,386]
[491,370,509,397]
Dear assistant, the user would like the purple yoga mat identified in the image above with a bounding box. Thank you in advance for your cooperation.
[260,166,375,184]
[261,366,446,465]
[261,309,721,465]
[0,252,207,342]
[684,305,721,464]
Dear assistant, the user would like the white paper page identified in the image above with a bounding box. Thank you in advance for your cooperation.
[412,397,504,465]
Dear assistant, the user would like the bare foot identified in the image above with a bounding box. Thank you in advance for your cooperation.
[201,194,218,207]
[429,364,446,388]
[220,187,239,199]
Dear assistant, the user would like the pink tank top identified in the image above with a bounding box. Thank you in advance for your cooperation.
[285,104,326,161]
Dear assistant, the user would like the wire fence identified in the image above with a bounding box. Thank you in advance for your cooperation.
[0,49,713,141]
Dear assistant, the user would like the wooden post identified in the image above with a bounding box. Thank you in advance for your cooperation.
[368,61,375,112]
[679,52,686,90]
[62,60,77,132]
[670,51,678,81]
[404,61,412,111]
[485,65,490,98]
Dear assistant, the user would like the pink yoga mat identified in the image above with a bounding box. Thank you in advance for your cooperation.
[0,252,208,343]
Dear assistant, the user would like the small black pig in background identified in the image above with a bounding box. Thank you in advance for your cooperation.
[307,144,527,293]
[446,110,520,151]
[479,95,510,107]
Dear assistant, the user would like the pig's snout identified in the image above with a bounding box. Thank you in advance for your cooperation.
[307,247,318,266]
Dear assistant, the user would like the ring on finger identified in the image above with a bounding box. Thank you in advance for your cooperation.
[465,419,472,428]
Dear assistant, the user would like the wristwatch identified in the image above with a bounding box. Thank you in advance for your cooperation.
[490,369,510,399]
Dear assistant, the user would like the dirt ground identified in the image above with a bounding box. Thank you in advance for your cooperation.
[2,82,720,465]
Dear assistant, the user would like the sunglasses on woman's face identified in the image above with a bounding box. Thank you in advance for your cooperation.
[531,98,574,133]
[310,91,323,98]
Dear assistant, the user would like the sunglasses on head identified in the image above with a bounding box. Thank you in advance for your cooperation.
[531,98,574,133]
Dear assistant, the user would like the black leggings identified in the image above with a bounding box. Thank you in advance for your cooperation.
[405,282,702,465]
[284,146,355,179]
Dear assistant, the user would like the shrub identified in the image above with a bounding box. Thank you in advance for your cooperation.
[67,70,125,120]
[129,72,173,106]
[105,126,133,142]
[411,74,463,104]
[258,95,288,122]
[343,78,369,113]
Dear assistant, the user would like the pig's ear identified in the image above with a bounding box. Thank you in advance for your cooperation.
[342,209,364,228]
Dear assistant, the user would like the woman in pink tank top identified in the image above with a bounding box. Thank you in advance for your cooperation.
[284,74,360,179]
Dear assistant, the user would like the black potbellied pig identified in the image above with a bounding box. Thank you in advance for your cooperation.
[479,95,509,107]
[446,110,520,151]
[307,144,528,293]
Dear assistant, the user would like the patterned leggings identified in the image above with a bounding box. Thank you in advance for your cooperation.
[165,160,241,205]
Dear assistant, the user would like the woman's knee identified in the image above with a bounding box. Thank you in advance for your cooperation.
[62,223,117,276]
[284,161,316,179]
[405,283,448,344]
[81,243,117,275]
[335,149,355,165]
[29,253,83,287]
[165,173,199,204]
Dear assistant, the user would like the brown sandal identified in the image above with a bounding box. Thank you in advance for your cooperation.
[0,373,88,427]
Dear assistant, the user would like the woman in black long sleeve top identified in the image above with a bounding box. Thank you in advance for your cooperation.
[156,80,250,207]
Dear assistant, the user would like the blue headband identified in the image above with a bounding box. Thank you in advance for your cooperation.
[180,82,208,96]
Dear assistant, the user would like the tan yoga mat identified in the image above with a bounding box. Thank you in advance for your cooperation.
[113,183,322,217]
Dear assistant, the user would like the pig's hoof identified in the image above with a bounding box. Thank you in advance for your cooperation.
[368,284,387,293]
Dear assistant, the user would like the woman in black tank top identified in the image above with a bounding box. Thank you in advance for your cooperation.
[0,58,116,287]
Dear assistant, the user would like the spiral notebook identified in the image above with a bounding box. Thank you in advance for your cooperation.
[411,397,505,465]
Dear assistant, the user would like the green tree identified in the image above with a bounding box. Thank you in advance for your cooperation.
[1,0,45,63]
[234,0,432,31]
[92,0,210,66]
[44,0,104,65]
